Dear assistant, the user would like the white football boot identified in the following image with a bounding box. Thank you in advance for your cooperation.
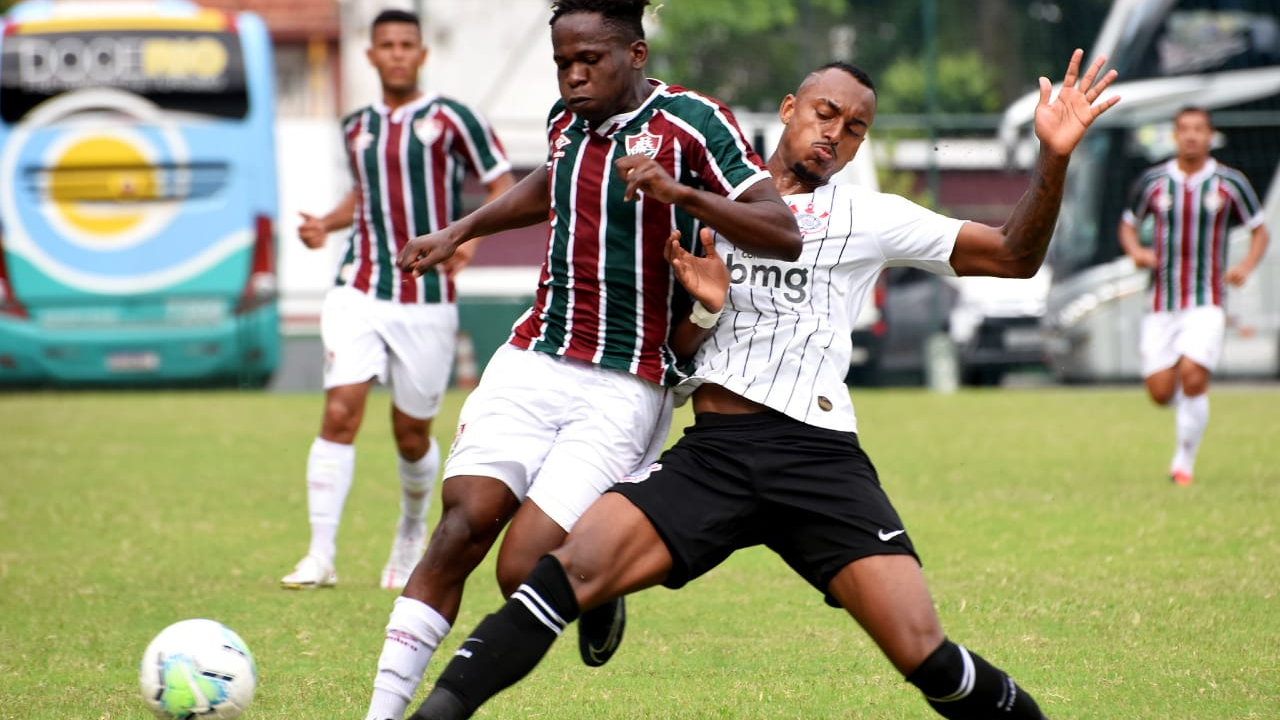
[280,554,338,589]
[380,521,426,590]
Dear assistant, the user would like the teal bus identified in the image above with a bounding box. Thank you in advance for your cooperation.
[0,0,279,386]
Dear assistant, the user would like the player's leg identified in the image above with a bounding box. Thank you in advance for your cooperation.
[762,423,1047,719]
[283,289,386,588]
[829,557,1048,719]
[380,301,455,589]
[497,495,626,669]
[365,473,520,720]
[364,346,558,720]
[1167,306,1223,484]
[280,381,374,589]
[408,493,674,720]
[493,371,671,667]
[411,415,745,720]
[382,406,436,590]
[1140,311,1180,406]
[1168,358,1211,485]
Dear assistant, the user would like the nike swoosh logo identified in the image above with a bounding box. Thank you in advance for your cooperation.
[878,529,906,542]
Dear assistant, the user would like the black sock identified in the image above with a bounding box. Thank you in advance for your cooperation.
[905,639,1046,720]
[407,555,581,720]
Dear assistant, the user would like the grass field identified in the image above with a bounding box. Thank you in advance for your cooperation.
[2,385,1278,720]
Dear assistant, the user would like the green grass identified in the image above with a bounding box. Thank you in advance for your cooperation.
[2,385,1278,719]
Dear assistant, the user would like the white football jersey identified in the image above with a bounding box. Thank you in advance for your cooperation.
[680,182,964,432]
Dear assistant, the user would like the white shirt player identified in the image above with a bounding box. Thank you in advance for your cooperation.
[679,182,964,433]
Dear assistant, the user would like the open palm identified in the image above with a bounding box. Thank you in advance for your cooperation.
[665,228,729,311]
[1034,49,1120,157]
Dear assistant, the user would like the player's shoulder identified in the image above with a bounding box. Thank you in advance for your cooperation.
[1211,159,1253,185]
[430,95,480,117]
[340,105,373,127]
[827,181,914,212]
[1136,161,1171,184]
[653,82,735,124]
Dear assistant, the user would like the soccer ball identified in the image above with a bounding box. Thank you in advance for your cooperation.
[139,619,257,719]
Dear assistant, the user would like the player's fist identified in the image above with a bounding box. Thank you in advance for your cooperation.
[298,212,328,249]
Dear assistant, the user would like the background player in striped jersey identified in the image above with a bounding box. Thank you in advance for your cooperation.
[1118,106,1269,486]
[361,2,802,719]
[401,50,1119,720]
[283,9,515,592]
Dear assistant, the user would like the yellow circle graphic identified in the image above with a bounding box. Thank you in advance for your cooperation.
[50,136,158,238]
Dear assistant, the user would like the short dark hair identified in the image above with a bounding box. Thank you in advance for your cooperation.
[816,61,877,97]
[550,0,649,42]
[1175,105,1213,127]
[372,8,421,33]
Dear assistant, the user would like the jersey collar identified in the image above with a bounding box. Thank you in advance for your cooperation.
[374,92,437,122]
[586,79,666,137]
[1166,157,1218,185]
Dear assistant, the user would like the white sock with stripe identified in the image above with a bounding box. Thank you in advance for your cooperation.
[305,436,355,565]
[398,439,438,533]
[365,597,452,720]
[1172,391,1209,475]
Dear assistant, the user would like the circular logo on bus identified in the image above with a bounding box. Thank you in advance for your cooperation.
[0,88,194,293]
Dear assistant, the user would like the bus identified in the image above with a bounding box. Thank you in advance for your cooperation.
[0,0,280,387]
[998,0,1280,382]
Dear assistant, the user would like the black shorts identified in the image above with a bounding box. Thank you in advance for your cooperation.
[609,410,919,607]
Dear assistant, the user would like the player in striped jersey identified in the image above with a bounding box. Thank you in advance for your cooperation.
[282,9,515,593]
[361,3,802,720]
[403,51,1119,720]
[1118,106,1269,486]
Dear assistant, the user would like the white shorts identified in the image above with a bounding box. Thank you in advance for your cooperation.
[1140,305,1225,377]
[444,343,673,532]
[320,285,458,419]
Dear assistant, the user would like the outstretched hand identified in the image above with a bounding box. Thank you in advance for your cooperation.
[665,227,729,312]
[1034,48,1120,157]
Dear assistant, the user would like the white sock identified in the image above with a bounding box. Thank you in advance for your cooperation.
[1172,392,1209,475]
[306,437,355,565]
[365,597,452,720]
[398,439,438,533]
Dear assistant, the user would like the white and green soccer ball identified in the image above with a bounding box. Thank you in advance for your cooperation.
[139,619,257,720]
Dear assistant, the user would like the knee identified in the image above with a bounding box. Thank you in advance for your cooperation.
[896,626,947,677]
[321,398,362,440]
[394,432,430,461]
[1181,374,1209,397]
[553,549,612,608]
[392,419,431,460]
[494,557,528,598]
[433,502,499,551]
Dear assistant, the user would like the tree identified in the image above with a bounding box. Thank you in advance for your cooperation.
[647,0,847,112]
[648,0,1114,116]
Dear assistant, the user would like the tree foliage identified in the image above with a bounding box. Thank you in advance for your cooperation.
[647,0,1113,117]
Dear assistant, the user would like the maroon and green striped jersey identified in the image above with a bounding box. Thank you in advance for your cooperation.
[339,94,510,303]
[509,80,771,386]
[1123,158,1263,311]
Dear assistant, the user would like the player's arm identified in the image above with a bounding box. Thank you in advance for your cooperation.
[399,169,549,276]
[297,189,358,250]
[1225,223,1270,286]
[1118,216,1157,268]
[441,170,520,278]
[665,228,728,362]
[615,155,801,262]
[949,49,1119,278]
